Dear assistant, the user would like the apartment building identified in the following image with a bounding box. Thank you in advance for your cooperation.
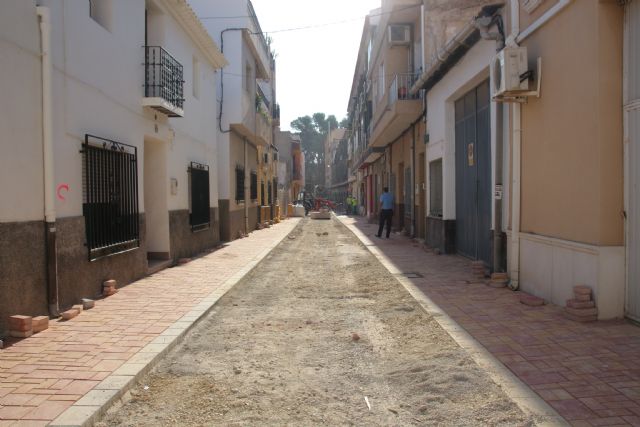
[324,128,349,203]
[191,0,277,241]
[0,0,226,333]
[348,0,632,320]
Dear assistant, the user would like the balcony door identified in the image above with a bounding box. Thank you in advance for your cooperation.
[455,80,492,266]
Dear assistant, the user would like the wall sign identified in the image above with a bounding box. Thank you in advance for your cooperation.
[467,143,475,166]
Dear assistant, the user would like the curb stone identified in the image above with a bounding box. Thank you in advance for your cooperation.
[336,215,568,427]
[50,219,302,427]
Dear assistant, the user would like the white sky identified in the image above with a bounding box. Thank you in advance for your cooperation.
[250,0,381,131]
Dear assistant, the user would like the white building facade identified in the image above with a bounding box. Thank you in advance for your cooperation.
[0,0,226,334]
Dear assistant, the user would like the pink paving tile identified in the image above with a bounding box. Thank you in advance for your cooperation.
[20,400,73,421]
[0,405,33,420]
[549,399,597,420]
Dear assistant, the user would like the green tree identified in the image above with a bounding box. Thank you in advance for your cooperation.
[290,113,338,192]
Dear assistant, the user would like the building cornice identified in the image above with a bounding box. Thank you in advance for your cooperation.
[159,0,228,69]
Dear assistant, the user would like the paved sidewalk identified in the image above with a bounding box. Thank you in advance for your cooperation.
[0,218,300,426]
[339,215,640,427]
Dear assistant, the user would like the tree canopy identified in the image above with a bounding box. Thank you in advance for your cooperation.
[290,113,341,192]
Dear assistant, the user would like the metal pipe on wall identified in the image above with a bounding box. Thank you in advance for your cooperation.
[37,6,59,317]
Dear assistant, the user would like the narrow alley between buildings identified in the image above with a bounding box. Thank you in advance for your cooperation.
[96,217,532,426]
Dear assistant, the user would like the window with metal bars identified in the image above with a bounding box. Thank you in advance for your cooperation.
[189,162,210,231]
[273,178,278,201]
[429,159,443,217]
[235,166,245,202]
[250,171,258,201]
[82,134,139,261]
[267,181,272,205]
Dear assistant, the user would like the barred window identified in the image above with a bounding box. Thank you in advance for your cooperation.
[250,171,258,201]
[267,180,272,205]
[429,159,443,217]
[189,162,210,231]
[82,134,139,261]
[235,166,245,202]
[273,178,278,201]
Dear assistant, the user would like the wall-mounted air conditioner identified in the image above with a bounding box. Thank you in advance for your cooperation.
[490,46,529,98]
[388,25,411,46]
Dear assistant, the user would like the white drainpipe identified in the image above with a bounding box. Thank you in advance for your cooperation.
[37,6,59,316]
[509,0,522,290]
[37,6,55,224]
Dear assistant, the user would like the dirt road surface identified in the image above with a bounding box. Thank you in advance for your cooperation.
[98,217,533,426]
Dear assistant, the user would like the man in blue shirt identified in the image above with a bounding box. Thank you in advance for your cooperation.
[377,187,394,238]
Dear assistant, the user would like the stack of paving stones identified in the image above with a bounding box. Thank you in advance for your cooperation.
[564,285,598,322]
[471,261,486,280]
[8,314,49,338]
[103,279,118,297]
[488,272,509,288]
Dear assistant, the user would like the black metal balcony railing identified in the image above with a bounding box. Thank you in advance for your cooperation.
[144,46,184,115]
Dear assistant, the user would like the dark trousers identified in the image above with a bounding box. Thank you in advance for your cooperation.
[377,209,393,238]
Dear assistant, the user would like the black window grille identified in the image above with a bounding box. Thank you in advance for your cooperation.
[235,166,245,202]
[263,153,269,164]
[261,181,265,205]
[82,134,139,261]
[250,171,258,200]
[144,46,185,115]
[189,162,210,231]
[267,181,272,205]
[273,152,278,161]
[429,159,443,217]
[273,178,278,201]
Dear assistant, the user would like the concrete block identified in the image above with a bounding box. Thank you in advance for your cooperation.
[8,315,32,332]
[61,309,79,321]
[310,211,331,220]
[565,307,598,317]
[566,299,595,309]
[103,279,117,288]
[491,272,509,281]
[575,293,591,302]
[72,304,83,314]
[82,298,95,310]
[32,316,49,333]
[520,294,545,307]
[10,330,33,338]
[573,285,592,296]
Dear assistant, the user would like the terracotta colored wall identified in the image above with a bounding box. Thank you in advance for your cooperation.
[520,0,623,246]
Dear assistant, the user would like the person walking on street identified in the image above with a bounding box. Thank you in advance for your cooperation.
[376,187,393,238]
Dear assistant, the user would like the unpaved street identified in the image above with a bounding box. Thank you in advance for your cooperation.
[98,217,532,426]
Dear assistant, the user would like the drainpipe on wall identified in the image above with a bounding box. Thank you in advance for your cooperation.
[244,139,249,234]
[37,6,59,317]
[509,0,522,290]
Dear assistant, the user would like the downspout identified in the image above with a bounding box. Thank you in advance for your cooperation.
[411,124,416,237]
[509,0,521,290]
[244,139,249,234]
[37,6,59,317]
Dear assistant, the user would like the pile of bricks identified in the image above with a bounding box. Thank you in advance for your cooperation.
[488,272,509,288]
[564,285,598,322]
[8,315,49,338]
[471,261,486,279]
[103,279,118,297]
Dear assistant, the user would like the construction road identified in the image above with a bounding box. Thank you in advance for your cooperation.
[97,217,533,426]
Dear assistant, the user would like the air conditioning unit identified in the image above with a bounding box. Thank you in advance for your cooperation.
[490,46,529,98]
[388,25,411,46]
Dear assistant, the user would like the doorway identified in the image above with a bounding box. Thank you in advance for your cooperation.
[144,137,170,263]
[455,80,492,266]
[418,152,426,239]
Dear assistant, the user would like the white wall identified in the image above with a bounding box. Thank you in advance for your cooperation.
[32,0,220,222]
[0,1,44,222]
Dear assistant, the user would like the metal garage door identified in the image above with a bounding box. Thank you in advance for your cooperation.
[626,0,640,320]
[455,80,492,266]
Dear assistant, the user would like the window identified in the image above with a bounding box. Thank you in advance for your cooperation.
[82,134,139,261]
[378,62,385,98]
[89,0,112,30]
[267,180,272,205]
[235,166,245,202]
[189,162,209,231]
[263,153,269,164]
[429,159,443,217]
[192,56,200,99]
[273,152,278,161]
[250,171,258,201]
[245,63,253,94]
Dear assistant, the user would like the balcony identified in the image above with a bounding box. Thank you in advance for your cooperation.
[230,93,272,147]
[142,46,185,117]
[370,73,422,148]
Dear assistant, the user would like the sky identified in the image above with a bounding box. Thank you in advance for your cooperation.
[250,0,381,131]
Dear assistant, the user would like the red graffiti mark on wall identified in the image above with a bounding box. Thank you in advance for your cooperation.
[57,184,69,201]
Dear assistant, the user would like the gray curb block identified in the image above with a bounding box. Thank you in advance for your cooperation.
[336,216,568,427]
[50,219,302,427]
